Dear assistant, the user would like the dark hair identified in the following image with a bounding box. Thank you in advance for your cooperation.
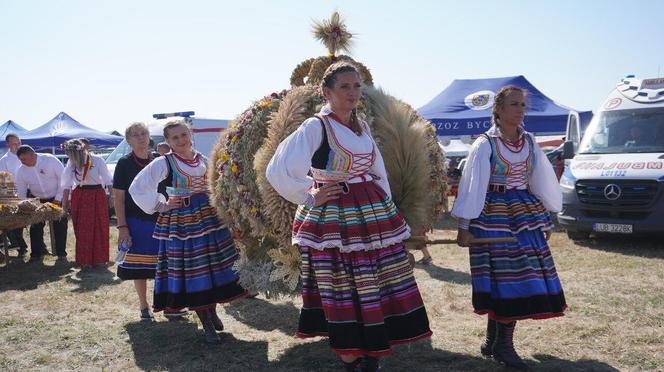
[320,61,363,134]
[157,142,170,150]
[16,145,35,157]
[491,86,527,127]
[5,133,19,142]
[163,119,191,139]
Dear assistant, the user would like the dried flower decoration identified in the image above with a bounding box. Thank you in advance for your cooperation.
[312,12,353,57]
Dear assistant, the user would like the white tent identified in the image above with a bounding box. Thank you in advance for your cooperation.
[441,139,472,157]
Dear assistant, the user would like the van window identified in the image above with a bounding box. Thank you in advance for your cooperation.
[578,108,664,154]
[568,115,578,143]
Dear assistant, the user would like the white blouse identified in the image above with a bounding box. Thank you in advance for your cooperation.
[266,107,391,205]
[451,127,562,223]
[61,154,112,189]
[129,154,207,215]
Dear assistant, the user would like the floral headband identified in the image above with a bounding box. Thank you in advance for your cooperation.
[60,142,84,151]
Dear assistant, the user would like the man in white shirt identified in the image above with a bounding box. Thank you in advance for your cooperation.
[0,133,28,256]
[15,145,69,261]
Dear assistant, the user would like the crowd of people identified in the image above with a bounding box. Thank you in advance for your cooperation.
[1,63,566,371]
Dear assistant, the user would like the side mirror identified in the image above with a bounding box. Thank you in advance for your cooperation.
[562,141,575,160]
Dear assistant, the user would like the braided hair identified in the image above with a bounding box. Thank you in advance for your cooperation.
[491,86,527,127]
[320,61,363,134]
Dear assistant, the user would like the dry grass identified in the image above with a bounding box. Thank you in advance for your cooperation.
[1,218,663,371]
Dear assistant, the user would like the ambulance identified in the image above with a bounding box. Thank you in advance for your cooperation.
[105,111,229,176]
[558,76,664,239]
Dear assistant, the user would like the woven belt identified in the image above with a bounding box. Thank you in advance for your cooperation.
[77,184,103,190]
[487,183,506,193]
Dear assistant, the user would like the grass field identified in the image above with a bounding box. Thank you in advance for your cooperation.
[1,217,663,371]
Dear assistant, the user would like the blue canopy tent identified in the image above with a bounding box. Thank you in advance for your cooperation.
[0,120,28,155]
[418,75,593,137]
[21,112,123,154]
[0,120,28,139]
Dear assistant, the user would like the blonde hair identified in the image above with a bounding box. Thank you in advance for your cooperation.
[320,61,363,134]
[491,86,527,127]
[163,119,191,139]
[64,139,86,169]
[124,122,149,140]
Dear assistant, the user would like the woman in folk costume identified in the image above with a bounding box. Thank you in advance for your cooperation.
[113,122,186,320]
[61,139,113,267]
[129,120,247,344]
[266,62,432,372]
[453,86,566,370]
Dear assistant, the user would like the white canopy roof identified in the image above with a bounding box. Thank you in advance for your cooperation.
[441,139,472,157]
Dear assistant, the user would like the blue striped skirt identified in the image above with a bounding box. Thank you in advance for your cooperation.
[116,217,159,280]
[468,189,566,321]
[152,193,247,311]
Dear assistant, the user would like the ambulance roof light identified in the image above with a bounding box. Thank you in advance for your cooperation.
[152,111,196,119]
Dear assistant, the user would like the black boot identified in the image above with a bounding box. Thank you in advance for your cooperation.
[480,318,497,357]
[209,307,224,331]
[196,309,221,344]
[342,358,362,372]
[493,321,529,370]
[361,356,380,372]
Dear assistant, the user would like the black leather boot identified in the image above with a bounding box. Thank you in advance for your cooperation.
[493,321,528,370]
[480,318,497,357]
[209,307,224,331]
[361,356,380,372]
[196,309,221,344]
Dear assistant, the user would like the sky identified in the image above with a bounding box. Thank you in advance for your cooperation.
[1,0,663,133]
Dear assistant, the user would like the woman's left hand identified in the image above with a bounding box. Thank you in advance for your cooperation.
[544,230,552,241]
[118,228,132,247]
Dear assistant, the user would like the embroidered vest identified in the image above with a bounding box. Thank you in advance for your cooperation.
[164,154,208,196]
[309,115,376,182]
[482,133,535,189]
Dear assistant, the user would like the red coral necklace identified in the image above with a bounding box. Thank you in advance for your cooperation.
[131,151,153,169]
[172,151,201,167]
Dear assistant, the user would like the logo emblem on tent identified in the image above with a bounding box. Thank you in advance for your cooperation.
[464,90,495,111]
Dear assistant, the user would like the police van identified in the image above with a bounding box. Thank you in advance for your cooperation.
[558,76,664,239]
[105,111,229,177]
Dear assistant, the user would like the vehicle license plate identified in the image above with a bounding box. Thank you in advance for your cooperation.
[592,223,633,234]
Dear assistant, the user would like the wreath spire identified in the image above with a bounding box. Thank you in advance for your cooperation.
[312,11,354,57]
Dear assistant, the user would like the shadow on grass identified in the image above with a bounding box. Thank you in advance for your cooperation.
[531,353,620,372]
[123,327,620,372]
[65,266,121,293]
[573,235,664,259]
[224,297,300,334]
[419,263,471,285]
[0,258,74,292]
[126,320,270,370]
[273,339,621,372]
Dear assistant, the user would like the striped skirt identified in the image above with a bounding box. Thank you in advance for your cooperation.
[292,180,411,251]
[295,181,431,356]
[116,217,159,280]
[71,185,109,267]
[152,193,247,312]
[469,189,567,321]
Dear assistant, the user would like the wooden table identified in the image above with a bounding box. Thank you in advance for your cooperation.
[0,221,57,263]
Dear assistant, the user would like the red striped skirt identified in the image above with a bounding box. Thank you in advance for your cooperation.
[295,181,431,356]
[71,185,109,267]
